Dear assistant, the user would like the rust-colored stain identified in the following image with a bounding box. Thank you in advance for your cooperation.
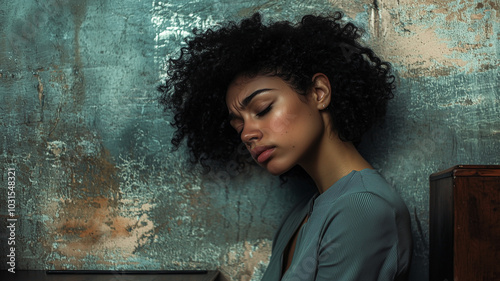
[57,197,130,241]
[44,194,155,268]
[41,128,155,267]
[32,4,130,262]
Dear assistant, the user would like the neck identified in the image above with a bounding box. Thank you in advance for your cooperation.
[299,131,373,194]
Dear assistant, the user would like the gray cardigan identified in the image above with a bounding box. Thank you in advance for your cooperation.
[261,169,413,281]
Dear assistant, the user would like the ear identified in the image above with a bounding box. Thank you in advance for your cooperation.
[310,73,331,110]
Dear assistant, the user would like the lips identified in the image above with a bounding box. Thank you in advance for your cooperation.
[251,146,276,164]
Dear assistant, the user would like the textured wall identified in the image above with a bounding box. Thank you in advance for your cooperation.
[0,0,498,280]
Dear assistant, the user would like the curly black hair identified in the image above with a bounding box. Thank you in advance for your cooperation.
[158,12,395,168]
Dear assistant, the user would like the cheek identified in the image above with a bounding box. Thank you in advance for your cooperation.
[268,109,299,135]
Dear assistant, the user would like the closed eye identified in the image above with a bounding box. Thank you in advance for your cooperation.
[256,105,272,117]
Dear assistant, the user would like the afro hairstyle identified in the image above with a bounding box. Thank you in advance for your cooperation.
[158,12,395,169]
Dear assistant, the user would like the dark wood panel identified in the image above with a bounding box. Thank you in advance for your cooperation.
[454,176,500,281]
[429,165,500,281]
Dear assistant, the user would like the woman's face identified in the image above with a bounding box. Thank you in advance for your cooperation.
[226,75,325,175]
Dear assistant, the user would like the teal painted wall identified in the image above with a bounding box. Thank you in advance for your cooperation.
[0,0,498,280]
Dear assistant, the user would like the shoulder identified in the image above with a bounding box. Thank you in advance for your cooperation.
[315,169,412,242]
[316,170,412,273]
[324,191,401,233]
[338,169,409,218]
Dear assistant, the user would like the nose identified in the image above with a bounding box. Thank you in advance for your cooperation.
[241,121,262,146]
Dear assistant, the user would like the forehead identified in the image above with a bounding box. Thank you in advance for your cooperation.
[226,75,286,106]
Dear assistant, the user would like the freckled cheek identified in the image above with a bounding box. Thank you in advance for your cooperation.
[268,110,297,134]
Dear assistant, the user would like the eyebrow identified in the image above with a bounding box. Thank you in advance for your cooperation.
[228,88,274,120]
[241,88,273,107]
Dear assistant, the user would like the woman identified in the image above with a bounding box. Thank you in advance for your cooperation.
[159,12,412,281]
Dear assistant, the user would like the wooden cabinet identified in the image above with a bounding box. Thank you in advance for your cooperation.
[429,165,500,281]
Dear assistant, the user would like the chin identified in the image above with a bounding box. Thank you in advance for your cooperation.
[267,169,283,176]
[263,162,293,176]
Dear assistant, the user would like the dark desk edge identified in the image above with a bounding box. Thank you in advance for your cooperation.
[46,270,209,275]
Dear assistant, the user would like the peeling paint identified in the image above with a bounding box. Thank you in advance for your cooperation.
[329,0,499,77]
[36,75,44,107]
[220,240,272,281]
[47,141,67,158]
